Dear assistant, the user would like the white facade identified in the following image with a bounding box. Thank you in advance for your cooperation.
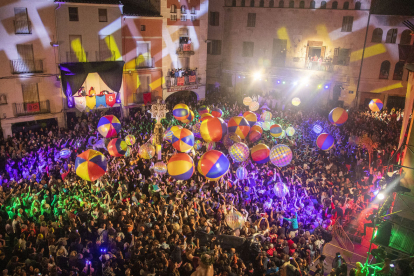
[0,0,64,138]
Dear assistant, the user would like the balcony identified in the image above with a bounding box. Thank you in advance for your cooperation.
[66,51,88,63]
[177,43,195,56]
[96,50,116,61]
[136,56,154,69]
[166,70,200,92]
[10,59,43,74]
[13,100,50,117]
[14,20,31,34]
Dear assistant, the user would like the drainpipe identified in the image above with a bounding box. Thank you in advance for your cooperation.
[355,3,373,109]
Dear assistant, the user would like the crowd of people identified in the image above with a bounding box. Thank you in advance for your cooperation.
[0,90,412,276]
[166,69,198,87]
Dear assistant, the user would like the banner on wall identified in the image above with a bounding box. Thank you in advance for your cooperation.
[26,102,40,112]
[189,75,196,83]
[143,92,152,105]
[85,96,96,109]
[106,94,116,107]
[74,96,87,112]
[183,44,192,51]
[177,77,185,86]
[96,95,107,108]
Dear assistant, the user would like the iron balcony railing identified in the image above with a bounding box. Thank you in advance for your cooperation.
[13,100,50,116]
[10,59,43,74]
[136,56,154,68]
[14,20,31,34]
[66,51,88,63]
[95,50,116,61]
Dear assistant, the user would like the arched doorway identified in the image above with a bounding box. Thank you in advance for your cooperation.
[165,90,199,109]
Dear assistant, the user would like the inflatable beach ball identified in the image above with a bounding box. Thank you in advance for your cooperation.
[261,111,272,122]
[154,162,167,175]
[243,97,252,106]
[198,150,230,180]
[226,211,245,230]
[270,124,283,138]
[198,105,210,115]
[251,143,270,164]
[369,99,383,112]
[200,117,227,142]
[270,144,293,167]
[262,121,271,131]
[328,107,348,126]
[228,116,250,139]
[139,143,156,159]
[206,141,216,151]
[125,135,136,146]
[312,124,323,134]
[60,148,71,159]
[200,113,214,122]
[75,149,107,182]
[285,127,295,137]
[292,97,301,106]
[182,110,194,124]
[194,140,203,150]
[243,111,257,127]
[229,142,250,162]
[192,122,201,138]
[107,138,128,157]
[251,125,263,134]
[173,103,189,121]
[236,167,248,180]
[249,101,259,111]
[223,134,236,149]
[164,125,183,143]
[211,107,223,118]
[172,128,194,152]
[97,115,121,138]
[167,153,194,180]
[316,133,335,151]
[249,130,261,143]
[273,182,289,197]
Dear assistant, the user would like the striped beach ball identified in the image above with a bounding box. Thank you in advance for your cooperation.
[249,130,261,143]
[270,144,292,167]
[167,153,195,180]
[236,167,248,180]
[198,150,230,180]
[229,142,249,162]
[316,133,335,151]
[243,111,257,127]
[200,117,227,142]
[270,124,283,138]
[211,107,223,118]
[285,127,295,137]
[251,125,263,134]
[173,103,189,121]
[249,101,259,111]
[243,97,252,106]
[198,105,210,115]
[172,128,194,152]
[125,135,136,146]
[369,99,383,112]
[328,107,348,126]
[75,150,107,181]
[251,143,270,164]
[97,115,121,138]
[107,138,128,157]
[228,116,250,139]
[182,110,195,124]
[200,113,214,122]
[261,111,272,122]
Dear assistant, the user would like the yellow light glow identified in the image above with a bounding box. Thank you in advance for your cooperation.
[277,27,290,50]
[136,74,141,88]
[70,38,88,62]
[350,44,387,62]
[149,77,166,90]
[370,82,403,93]
[104,35,121,61]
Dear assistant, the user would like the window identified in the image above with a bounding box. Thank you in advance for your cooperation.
[269,0,274,7]
[14,8,30,34]
[241,0,246,6]
[393,61,405,80]
[99,35,114,61]
[242,41,254,57]
[98,9,107,22]
[299,1,304,8]
[136,42,151,67]
[343,1,349,9]
[22,83,39,103]
[181,5,187,13]
[400,29,412,45]
[332,1,338,9]
[137,75,151,93]
[310,1,315,8]
[232,0,237,6]
[69,35,85,62]
[279,0,284,7]
[181,15,187,21]
[141,25,146,31]
[69,7,78,21]
[209,12,219,26]
[341,16,353,32]
[321,1,326,8]
[191,15,196,21]
[250,0,255,7]
[191,7,196,14]
[247,13,256,27]
[289,1,294,8]
[371,28,383,43]
[385,29,397,43]
[259,0,264,7]
[334,48,350,65]
[355,2,361,10]
[379,60,390,79]
[171,4,177,13]
[171,14,177,21]
[207,40,222,55]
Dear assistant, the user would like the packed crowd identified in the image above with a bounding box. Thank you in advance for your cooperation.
[0,90,412,276]
[167,69,198,87]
